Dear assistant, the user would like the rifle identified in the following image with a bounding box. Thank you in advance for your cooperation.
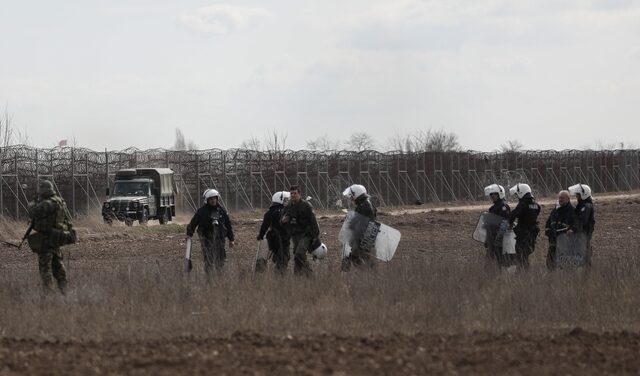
[1,221,33,249]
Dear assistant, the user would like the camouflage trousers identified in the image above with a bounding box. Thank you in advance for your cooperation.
[291,234,312,276]
[200,237,226,274]
[38,247,67,292]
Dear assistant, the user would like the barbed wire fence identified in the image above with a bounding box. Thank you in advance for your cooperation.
[1,145,639,219]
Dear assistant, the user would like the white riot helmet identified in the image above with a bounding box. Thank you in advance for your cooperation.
[203,188,220,202]
[310,241,328,259]
[509,183,532,199]
[484,184,505,199]
[271,191,291,205]
[568,184,592,199]
[343,184,367,199]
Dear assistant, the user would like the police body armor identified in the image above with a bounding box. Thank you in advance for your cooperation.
[209,208,227,240]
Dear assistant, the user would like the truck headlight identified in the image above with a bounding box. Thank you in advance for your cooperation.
[104,202,110,209]
[132,202,139,208]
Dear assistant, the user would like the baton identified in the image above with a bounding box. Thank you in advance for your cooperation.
[184,238,193,272]
[253,240,262,276]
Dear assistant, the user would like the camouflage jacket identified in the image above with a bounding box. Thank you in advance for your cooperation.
[28,194,71,234]
[282,199,320,238]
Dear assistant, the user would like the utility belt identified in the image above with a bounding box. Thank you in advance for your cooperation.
[514,225,539,235]
[27,228,77,252]
[199,224,227,240]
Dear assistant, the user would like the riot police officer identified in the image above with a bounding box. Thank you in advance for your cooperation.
[186,189,235,273]
[568,183,595,265]
[483,184,510,266]
[509,183,541,269]
[341,184,377,271]
[257,191,291,273]
[544,190,576,270]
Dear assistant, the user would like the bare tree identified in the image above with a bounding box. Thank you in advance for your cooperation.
[387,128,462,153]
[174,129,186,150]
[1,105,14,148]
[423,129,461,152]
[306,134,341,151]
[239,129,288,153]
[173,128,198,150]
[345,132,376,152]
[499,140,524,153]
[263,129,288,153]
[592,140,637,150]
[240,136,262,151]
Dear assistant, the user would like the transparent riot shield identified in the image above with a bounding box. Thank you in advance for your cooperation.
[555,232,589,267]
[502,230,516,255]
[338,211,365,258]
[472,212,508,243]
[338,211,401,261]
[374,222,401,261]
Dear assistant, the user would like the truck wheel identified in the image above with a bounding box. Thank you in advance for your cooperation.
[139,209,149,226]
[159,209,169,225]
[125,218,134,227]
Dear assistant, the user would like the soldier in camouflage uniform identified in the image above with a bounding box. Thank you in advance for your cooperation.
[281,185,320,276]
[27,180,76,293]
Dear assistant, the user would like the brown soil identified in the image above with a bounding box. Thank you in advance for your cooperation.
[2,330,640,375]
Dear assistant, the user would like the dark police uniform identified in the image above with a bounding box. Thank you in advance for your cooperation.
[257,202,290,272]
[509,193,541,268]
[342,194,377,271]
[486,198,511,265]
[544,202,576,270]
[575,197,595,265]
[187,203,234,273]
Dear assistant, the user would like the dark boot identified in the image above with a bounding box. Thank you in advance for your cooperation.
[255,257,267,273]
[341,258,351,272]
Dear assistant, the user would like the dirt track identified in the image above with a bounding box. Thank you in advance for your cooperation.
[2,195,640,375]
[2,330,640,375]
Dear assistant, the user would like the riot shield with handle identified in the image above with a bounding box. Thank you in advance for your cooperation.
[338,211,401,262]
[474,211,514,260]
[502,230,516,255]
[472,211,507,243]
[555,232,588,267]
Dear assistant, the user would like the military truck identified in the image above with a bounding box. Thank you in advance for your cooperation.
[102,168,176,226]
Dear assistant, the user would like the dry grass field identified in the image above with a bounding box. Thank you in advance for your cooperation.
[2,195,640,374]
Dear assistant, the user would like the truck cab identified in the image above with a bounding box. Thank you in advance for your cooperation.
[102,168,176,226]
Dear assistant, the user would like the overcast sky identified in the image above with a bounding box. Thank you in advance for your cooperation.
[1,0,639,151]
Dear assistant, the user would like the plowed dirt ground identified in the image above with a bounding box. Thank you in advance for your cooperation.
[2,195,640,375]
